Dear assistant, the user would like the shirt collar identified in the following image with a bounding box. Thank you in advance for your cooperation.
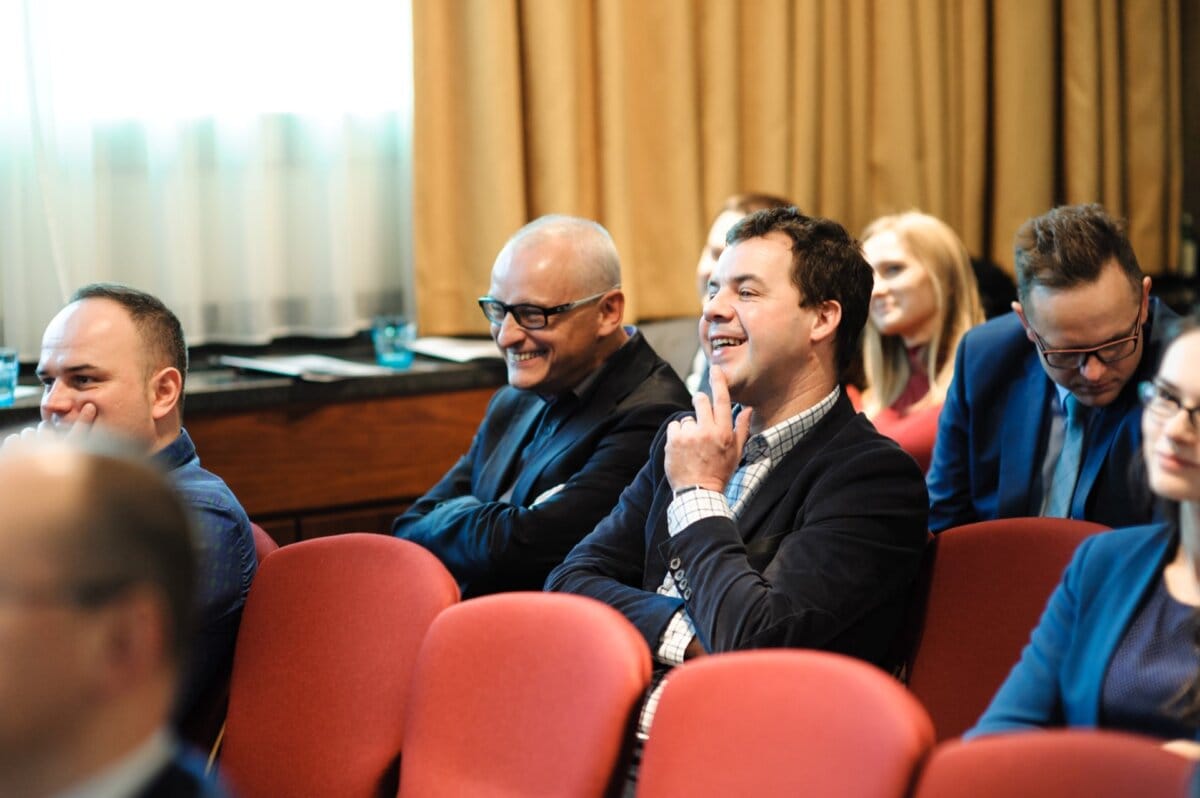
[151,429,194,471]
[741,385,841,465]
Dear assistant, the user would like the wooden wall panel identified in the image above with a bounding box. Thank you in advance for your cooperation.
[186,387,493,522]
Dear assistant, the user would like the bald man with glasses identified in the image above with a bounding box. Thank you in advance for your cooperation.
[393,215,690,596]
[927,203,1178,531]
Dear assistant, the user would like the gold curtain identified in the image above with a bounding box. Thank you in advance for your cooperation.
[413,0,1183,336]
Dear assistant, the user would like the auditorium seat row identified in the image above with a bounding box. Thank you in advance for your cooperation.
[195,521,1191,797]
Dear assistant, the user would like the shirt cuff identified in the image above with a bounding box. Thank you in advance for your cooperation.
[655,608,696,666]
[666,487,731,536]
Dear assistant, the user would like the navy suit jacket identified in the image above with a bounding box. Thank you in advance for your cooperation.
[393,331,690,597]
[545,392,929,669]
[967,523,1198,739]
[927,299,1174,532]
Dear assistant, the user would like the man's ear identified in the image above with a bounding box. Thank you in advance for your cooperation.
[809,300,842,346]
[596,289,625,337]
[148,367,183,421]
[1013,301,1037,343]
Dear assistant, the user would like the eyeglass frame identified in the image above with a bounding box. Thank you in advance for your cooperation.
[1026,312,1143,370]
[477,287,619,331]
[1139,379,1200,431]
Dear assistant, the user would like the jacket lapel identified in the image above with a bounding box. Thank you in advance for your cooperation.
[478,398,545,500]
[998,353,1052,517]
[737,395,854,549]
[509,331,656,504]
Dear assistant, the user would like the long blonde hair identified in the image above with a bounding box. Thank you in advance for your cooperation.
[861,211,984,416]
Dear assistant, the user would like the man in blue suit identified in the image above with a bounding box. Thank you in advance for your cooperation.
[927,204,1175,532]
[393,215,690,597]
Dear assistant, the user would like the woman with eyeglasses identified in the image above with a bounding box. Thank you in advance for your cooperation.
[858,211,984,471]
[967,307,1200,754]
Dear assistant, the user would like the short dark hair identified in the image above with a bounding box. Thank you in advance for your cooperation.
[726,207,873,378]
[1012,204,1143,303]
[64,446,198,664]
[70,283,189,385]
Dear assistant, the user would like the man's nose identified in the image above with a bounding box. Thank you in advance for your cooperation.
[1079,352,1107,382]
[41,381,72,416]
[702,289,732,322]
[493,313,525,347]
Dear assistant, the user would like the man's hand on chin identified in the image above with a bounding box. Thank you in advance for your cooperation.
[664,366,751,494]
[3,404,97,450]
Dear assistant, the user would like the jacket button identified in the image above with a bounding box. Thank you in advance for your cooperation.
[669,557,681,569]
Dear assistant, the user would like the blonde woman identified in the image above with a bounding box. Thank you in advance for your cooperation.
[860,211,984,470]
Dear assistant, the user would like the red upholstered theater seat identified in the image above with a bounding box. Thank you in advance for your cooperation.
[636,650,935,797]
[219,533,459,798]
[397,592,651,798]
[911,730,1194,797]
[906,517,1108,740]
[249,522,279,563]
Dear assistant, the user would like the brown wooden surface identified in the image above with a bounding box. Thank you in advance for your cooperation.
[186,387,493,530]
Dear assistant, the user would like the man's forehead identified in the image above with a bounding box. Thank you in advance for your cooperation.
[713,233,793,280]
[40,299,138,360]
[1025,290,1140,343]
[492,239,583,300]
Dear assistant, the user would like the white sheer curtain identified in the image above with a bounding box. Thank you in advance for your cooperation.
[0,0,414,358]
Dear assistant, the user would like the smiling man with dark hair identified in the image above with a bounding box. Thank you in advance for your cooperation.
[547,208,928,763]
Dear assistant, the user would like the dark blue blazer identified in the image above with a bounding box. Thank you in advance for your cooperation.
[545,392,929,669]
[927,300,1174,532]
[968,523,1199,739]
[393,331,690,597]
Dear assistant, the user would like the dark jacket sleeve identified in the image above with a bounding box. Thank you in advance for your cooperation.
[927,331,979,533]
[549,409,929,661]
[545,423,686,647]
[396,368,689,592]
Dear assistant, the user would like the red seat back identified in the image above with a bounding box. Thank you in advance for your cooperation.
[249,522,279,563]
[907,517,1107,740]
[637,650,935,797]
[398,592,651,798]
[912,730,1194,797]
[221,533,459,798]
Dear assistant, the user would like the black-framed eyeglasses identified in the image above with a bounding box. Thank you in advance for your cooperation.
[1028,314,1142,370]
[477,287,618,330]
[1139,380,1200,431]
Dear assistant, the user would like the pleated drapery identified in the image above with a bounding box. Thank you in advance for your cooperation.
[413,0,1183,336]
